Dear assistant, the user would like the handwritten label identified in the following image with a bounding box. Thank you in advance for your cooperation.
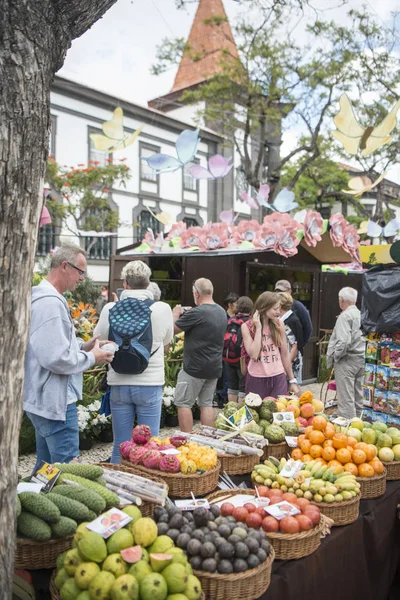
[266,501,300,520]
[175,498,210,511]
[331,416,350,427]
[273,412,295,424]
[87,508,132,539]
[279,459,303,478]
[285,436,298,448]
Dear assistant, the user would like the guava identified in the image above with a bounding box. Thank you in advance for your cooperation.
[78,531,107,563]
[150,553,173,572]
[140,573,168,600]
[184,575,202,600]
[76,592,91,600]
[122,505,142,523]
[167,596,189,600]
[64,549,82,576]
[102,553,128,578]
[128,560,152,582]
[161,564,188,594]
[56,551,68,571]
[372,422,387,433]
[59,578,81,600]
[73,523,90,548]
[54,568,69,590]
[107,529,134,554]
[88,571,116,600]
[148,535,175,555]
[132,518,158,548]
[74,562,101,589]
[110,574,140,600]
[120,546,142,564]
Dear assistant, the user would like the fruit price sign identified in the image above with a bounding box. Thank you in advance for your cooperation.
[279,459,303,478]
[273,412,295,424]
[285,436,299,448]
[228,405,254,428]
[87,508,132,538]
[266,501,301,520]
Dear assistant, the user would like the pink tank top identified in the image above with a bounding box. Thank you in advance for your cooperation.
[246,322,284,378]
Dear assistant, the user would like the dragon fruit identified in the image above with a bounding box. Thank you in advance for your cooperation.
[120,440,136,459]
[142,450,162,469]
[159,455,181,473]
[132,425,151,446]
[129,446,148,465]
[144,441,160,450]
[158,444,175,451]
[170,436,186,448]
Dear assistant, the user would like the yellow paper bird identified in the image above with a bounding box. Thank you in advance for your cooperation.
[342,172,386,197]
[332,94,400,156]
[90,107,143,153]
[148,207,175,226]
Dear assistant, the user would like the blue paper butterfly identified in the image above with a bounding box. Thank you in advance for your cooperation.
[141,128,200,174]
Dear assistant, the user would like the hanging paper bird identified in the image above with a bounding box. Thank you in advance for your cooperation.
[141,128,200,173]
[366,219,399,239]
[147,207,175,226]
[341,173,386,197]
[241,185,298,212]
[332,94,400,157]
[187,155,233,180]
[90,107,143,153]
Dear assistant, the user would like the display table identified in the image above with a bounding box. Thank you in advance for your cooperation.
[17,481,400,600]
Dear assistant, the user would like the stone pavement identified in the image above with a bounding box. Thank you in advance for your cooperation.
[18,382,334,477]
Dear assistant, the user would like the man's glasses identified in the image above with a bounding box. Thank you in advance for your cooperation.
[192,280,199,294]
[67,262,86,277]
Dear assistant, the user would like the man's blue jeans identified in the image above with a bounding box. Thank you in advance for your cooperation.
[26,403,79,471]
[110,385,162,464]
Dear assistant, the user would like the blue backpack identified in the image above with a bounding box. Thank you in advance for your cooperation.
[108,297,156,375]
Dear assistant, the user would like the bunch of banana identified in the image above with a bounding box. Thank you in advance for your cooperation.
[304,472,361,503]
[251,456,286,486]
[300,461,341,483]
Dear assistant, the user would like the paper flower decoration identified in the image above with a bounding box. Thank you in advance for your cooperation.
[90,107,143,153]
[303,211,324,247]
[255,213,299,257]
[198,223,230,251]
[233,220,260,244]
[187,155,233,180]
[180,226,204,249]
[241,185,298,212]
[342,172,386,197]
[141,128,200,173]
[166,221,187,240]
[329,213,347,247]
[332,93,400,156]
[342,224,361,265]
[219,209,239,225]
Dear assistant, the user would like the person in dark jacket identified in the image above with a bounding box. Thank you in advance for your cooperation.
[278,292,304,383]
[223,296,253,403]
[274,280,312,346]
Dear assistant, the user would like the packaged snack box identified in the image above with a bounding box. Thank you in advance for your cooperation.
[380,345,391,366]
[362,386,374,407]
[366,332,379,342]
[387,391,400,416]
[392,332,400,345]
[379,332,393,345]
[389,345,400,368]
[363,363,376,386]
[373,389,388,413]
[365,341,378,362]
[389,368,400,392]
[375,365,390,390]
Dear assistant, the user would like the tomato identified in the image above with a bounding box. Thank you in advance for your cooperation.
[281,493,298,504]
[233,507,249,522]
[295,498,310,511]
[269,496,283,505]
[302,508,321,526]
[269,489,283,498]
[246,512,263,529]
[243,503,257,513]
[255,507,268,519]
[295,514,313,531]
[262,516,279,533]
[256,486,270,498]
[280,516,300,534]
[220,502,235,517]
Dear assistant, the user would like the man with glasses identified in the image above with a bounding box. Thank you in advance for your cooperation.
[24,243,114,469]
[172,278,227,432]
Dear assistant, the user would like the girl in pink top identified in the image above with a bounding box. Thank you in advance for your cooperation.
[242,292,301,398]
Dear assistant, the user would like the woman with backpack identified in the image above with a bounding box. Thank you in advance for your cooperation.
[277,292,304,383]
[223,296,253,403]
[241,292,301,398]
[94,261,173,463]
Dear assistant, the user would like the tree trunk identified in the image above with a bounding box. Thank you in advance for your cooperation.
[0,1,117,595]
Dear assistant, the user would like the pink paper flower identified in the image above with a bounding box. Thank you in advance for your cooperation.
[166,220,187,240]
[303,211,323,247]
[342,224,361,265]
[329,213,347,247]
[233,220,260,244]
[143,230,155,245]
[187,155,233,180]
[180,226,203,249]
[198,223,230,251]
[255,213,300,257]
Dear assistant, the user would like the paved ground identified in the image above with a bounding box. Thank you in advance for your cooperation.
[18,382,334,477]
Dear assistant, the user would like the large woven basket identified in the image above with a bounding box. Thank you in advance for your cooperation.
[194,548,274,600]
[218,452,261,475]
[15,536,73,570]
[311,494,360,526]
[121,459,220,498]
[382,461,400,481]
[356,469,387,499]
[96,462,167,516]
[266,515,327,560]
[263,441,288,460]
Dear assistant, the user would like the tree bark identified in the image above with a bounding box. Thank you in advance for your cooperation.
[0,0,117,595]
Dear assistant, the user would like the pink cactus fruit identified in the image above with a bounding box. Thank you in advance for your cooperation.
[131,425,152,445]
[120,440,136,459]
[129,446,148,465]
[142,450,162,469]
[159,455,181,473]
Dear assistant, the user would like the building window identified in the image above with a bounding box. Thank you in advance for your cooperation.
[140,144,159,182]
[37,224,56,256]
[363,204,375,217]
[183,216,198,228]
[183,160,199,192]
[137,210,160,242]
[88,127,110,166]
[49,114,57,157]
[85,236,112,260]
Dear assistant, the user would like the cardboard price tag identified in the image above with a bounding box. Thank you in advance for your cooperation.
[31,461,61,493]
[273,412,295,425]
[87,508,132,539]
[285,436,298,448]
[266,501,301,520]
[228,405,254,429]
[279,459,303,478]
[331,416,351,427]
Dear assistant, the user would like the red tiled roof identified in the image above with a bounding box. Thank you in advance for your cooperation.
[171,0,239,93]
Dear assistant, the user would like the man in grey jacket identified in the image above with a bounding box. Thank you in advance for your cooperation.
[24,244,113,469]
[327,287,365,419]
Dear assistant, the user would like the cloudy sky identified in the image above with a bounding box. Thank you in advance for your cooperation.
[59,0,399,179]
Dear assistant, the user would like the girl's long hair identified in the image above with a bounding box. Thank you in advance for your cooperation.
[252,291,282,347]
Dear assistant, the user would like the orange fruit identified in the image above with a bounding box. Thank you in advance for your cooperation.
[365,445,377,461]
[310,444,323,458]
[354,442,369,454]
[332,433,348,449]
[309,430,325,446]
[352,449,367,465]
[358,463,375,478]
[312,416,327,431]
[327,460,344,474]
[336,448,352,464]
[291,448,304,461]
[369,459,384,474]
[298,434,306,447]
[322,446,336,462]
[305,426,314,439]
[347,437,358,448]
[344,462,358,476]
[323,439,334,448]
[300,439,312,454]
[314,457,327,465]
[324,425,335,439]
[346,446,354,455]
[302,453,312,463]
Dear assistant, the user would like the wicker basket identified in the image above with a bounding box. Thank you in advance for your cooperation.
[382,461,400,481]
[218,452,261,475]
[194,547,274,600]
[121,459,220,498]
[356,469,387,499]
[15,536,73,570]
[263,442,289,460]
[96,462,168,517]
[267,515,326,560]
[311,494,360,526]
